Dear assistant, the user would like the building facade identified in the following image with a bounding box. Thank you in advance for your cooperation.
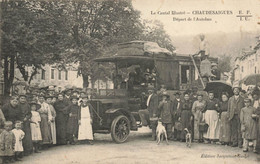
[233,47,260,87]
[14,63,84,92]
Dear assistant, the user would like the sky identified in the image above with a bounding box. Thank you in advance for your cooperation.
[132,0,260,55]
[132,0,260,36]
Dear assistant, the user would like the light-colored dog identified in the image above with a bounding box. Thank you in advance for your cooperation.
[184,128,191,148]
[156,121,169,145]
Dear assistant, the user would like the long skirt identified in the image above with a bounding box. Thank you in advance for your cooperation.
[219,112,231,142]
[56,113,68,145]
[50,120,56,144]
[203,110,220,140]
[193,110,203,140]
[40,114,52,144]
[22,121,33,153]
[30,122,42,141]
[180,110,192,140]
[78,117,93,140]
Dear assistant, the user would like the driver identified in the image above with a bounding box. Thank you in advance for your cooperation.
[138,87,159,141]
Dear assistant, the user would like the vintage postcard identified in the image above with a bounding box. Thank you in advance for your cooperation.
[0,0,260,163]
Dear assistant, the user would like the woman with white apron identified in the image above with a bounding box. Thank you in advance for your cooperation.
[78,95,94,144]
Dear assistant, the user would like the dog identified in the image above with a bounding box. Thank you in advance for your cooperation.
[184,128,191,148]
[156,121,169,145]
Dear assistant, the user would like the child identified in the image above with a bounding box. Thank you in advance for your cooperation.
[0,121,15,163]
[240,98,257,153]
[66,96,80,145]
[12,121,25,161]
[30,101,42,153]
[158,92,174,140]
[78,95,94,145]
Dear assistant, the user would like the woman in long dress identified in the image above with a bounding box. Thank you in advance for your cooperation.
[219,92,231,145]
[46,96,56,145]
[203,91,220,144]
[38,95,52,146]
[192,93,206,142]
[78,95,94,144]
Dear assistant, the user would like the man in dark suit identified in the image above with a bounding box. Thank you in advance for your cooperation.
[172,91,182,140]
[227,86,244,148]
[138,87,159,140]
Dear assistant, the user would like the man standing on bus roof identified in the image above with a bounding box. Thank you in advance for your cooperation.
[193,34,210,61]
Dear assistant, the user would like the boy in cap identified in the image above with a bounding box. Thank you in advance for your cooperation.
[240,98,258,153]
[66,96,80,145]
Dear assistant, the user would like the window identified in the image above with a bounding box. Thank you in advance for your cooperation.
[181,65,190,84]
[41,69,45,80]
[58,70,62,80]
[241,66,243,72]
[51,69,55,79]
[65,70,68,80]
[255,67,257,73]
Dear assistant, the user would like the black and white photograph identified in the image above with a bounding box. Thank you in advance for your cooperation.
[0,0,260,163]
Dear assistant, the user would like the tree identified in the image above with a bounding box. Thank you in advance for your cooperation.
[61,0,143,88]
[140,19,175,52]
[1,0,73,95]
[218,54,232,73]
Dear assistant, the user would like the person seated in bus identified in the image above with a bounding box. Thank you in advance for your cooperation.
[133,67,145,85]
[127,72,135,97]
[114,74,123,89]
[141,73,153,87]
[210,63,220,81]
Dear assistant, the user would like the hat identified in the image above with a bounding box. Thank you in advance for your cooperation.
[29,101,41,110]
[244,98,251,103]
[232,85,241,90]
[211,63,217,67]
[4,121,13,126]
[197,92,204,97]
[162,91,170,98]
[81,95,89,99]
[19,93,27,98]
[70,96,79,100]
[223,72,229,77]
[174,91,181,96]
[72,90,80,94]
[47,85,56,91]
[252,88,260,96]
[45,94,53,99]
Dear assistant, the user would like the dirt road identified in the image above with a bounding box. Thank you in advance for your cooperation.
[17,127,260,164]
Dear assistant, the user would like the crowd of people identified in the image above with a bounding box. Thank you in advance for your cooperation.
[0,87,94,163]
[139,84,260,153]
[0,82,260,163]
